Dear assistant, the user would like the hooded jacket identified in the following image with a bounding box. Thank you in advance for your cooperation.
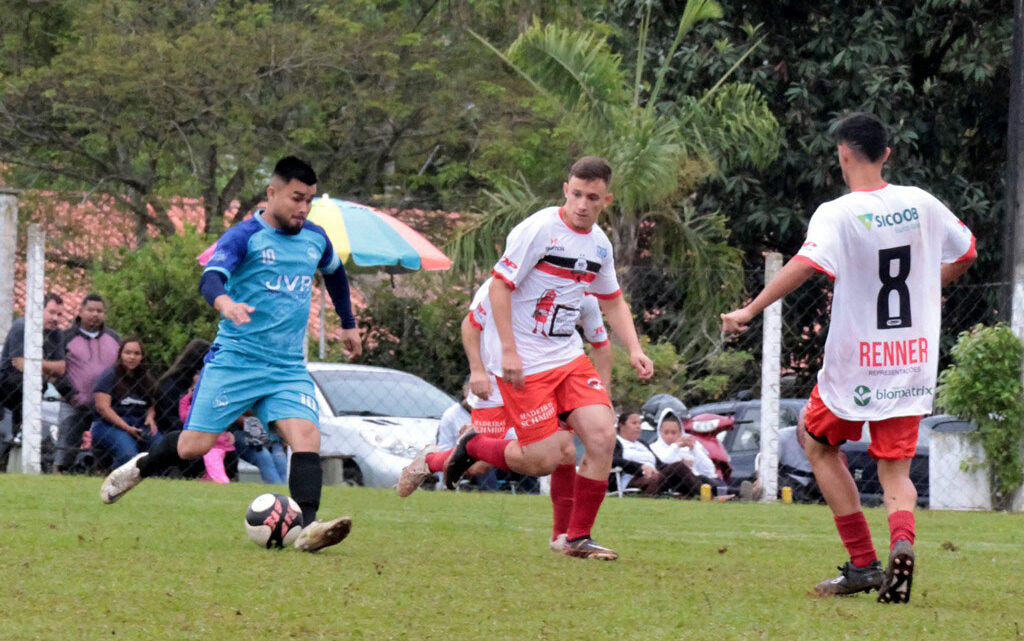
[649,407,718,479]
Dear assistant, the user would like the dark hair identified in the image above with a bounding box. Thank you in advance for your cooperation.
[156,338,211,389]
[43,292,63,307]
[835,112,888,163]
[568,156,612,186]
[616,410,640,432]
[112,337,155,407]
[273,156,318,186]
[82,292,104,307]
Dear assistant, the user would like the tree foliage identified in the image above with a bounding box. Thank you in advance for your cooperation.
[937,324,1024,509]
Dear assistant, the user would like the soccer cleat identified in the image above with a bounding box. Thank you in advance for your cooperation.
[561,537,619,561]
[396,444,441,497]
[813,560,884,596]
[549,533,568,552]
[877,538,915,604]
[100,453,146,504]
[443,429,479,490]
[293,516,353,552]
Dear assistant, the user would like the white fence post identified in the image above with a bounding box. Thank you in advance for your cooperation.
[0,188,19,338]
[20,224,45,474]
[759,252,783,503]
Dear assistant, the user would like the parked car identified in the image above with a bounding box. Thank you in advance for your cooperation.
[308,362,455,487]
[842,415,938,507]
[686,398,807,493]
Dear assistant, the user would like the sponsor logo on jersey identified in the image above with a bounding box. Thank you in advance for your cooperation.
[596,245,609,259]
[306,246,320,261]
[265,274,314,292]
[853,385,871,407]
[499,256,518,271]
[214,392,230,408]
[586,377,604,390]
[858,208,921,233]
[873,385,933,401]
[859,338,928,367]
[801,240,818,249]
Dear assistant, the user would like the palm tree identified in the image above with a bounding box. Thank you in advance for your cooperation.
[448,0,780,360]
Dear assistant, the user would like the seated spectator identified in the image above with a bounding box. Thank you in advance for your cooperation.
[178,374,236,484]
[778,407,823,503]
[89,338,163,468]
[153,338,212,478]
[649,409,728,494]
[231,415,286,485]
[613,410,731,499]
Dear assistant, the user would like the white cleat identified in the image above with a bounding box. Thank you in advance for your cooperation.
[293,516,353,552]
[396,445,441,497]
[549,533,568,552]
[100,453,146,504]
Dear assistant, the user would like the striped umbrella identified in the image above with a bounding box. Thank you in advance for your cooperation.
[198,195,451,272]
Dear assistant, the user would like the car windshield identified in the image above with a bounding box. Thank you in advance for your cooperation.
[311,369,453,419]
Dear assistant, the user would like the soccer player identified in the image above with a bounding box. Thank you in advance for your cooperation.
[721,113,976,602]
[100,156,362,553]
[445,156,654,560]
[397,279,613,553]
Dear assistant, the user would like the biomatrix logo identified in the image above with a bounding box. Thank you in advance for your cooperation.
[854,385,871,407]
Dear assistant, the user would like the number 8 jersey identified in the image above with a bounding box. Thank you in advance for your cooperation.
[794,183,976,420]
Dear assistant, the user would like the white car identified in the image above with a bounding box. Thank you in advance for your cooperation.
[307,362,455,488]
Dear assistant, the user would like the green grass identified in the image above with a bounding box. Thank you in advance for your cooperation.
[3,475,1024,641]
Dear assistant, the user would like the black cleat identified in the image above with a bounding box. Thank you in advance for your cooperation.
[878,539,915,604]
[561,536,618,561]
[814,560,883,596]
[443,429,479,490]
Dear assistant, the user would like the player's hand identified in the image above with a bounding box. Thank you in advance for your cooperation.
[501,349,525,389]
[340,328,362,359]
[469,369,491,400]
[216,297,255,325]
[630,350,654,380]
[721,308,753,334]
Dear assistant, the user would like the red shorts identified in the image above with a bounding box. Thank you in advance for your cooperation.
[804,385,921,460]
[495,354,610,446]
[471,406,515,438]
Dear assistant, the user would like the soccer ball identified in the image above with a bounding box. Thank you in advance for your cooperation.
[244,493,305,549]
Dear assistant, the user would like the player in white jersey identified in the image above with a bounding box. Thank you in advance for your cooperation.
[722,113,975,603]
[444,156,654,560]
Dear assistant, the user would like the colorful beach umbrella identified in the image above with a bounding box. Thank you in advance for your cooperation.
[197,195,451,272]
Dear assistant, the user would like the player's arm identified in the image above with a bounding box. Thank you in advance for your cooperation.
[589,342,612,391]
[721,259,818,333]
[597,295,653,380]
[489,278,523,388]
[941,257,974,286]
[322,266,361,359]
[199,271,253,325]
[460,313,491,400]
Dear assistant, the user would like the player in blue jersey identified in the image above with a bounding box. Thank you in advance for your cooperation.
[100,156,362,552]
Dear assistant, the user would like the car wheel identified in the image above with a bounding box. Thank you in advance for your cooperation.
[341,460,363,487]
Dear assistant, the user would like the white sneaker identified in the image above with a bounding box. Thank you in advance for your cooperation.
[293,516,353,552]
[396,445,441,497]
[549,533,568,552]
[100,453,146,504]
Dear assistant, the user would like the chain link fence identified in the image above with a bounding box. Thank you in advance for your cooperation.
[0,191,1018,509]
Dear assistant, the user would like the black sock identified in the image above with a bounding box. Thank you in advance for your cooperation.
[137,431,193,478]
[289,452,322,525]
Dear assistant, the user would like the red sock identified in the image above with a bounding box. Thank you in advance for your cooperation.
[834,511,877,567]
[566,475,608,541]
[550,464,576,539]
[424,449,451,473]
[465,436,510,471]
[888,510,915,548]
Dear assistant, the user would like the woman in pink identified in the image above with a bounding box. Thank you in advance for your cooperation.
[179,378,235,483]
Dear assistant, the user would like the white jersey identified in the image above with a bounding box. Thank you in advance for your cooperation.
[466,278,609,409]
[488,206,619,375]
[795,183,975,420]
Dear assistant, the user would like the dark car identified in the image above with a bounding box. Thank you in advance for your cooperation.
[686,399,807,493]
[841,416,937,507]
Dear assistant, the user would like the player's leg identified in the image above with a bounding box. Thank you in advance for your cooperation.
[548,431,578,551]
[560,402,617,560]
[803,388,881,595]
[871,416,920,604]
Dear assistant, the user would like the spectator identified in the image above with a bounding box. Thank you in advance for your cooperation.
[778,408,823,503]
[54,293,120,472]
[612,410,726,498]
[178,379,235,483]
[89,338,162,468]
[153,338,211,434]
[0,292,68,471]
[231,415,286,484]
[649,408,728,495]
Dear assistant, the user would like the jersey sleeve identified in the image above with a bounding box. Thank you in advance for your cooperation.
[793,204,840,278]
[467,280,491,331]
[585,235,621,299]
[491,217,547,290]
[204,222,255,278]
[578,294,609,346]
[933,196,976,263]
[312,226,343,275]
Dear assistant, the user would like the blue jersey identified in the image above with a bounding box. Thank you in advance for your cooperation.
[204,211,342,365]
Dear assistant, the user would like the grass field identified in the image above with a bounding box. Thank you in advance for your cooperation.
[3,475,1024,641]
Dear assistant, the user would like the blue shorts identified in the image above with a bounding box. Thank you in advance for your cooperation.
[185,345,319,433]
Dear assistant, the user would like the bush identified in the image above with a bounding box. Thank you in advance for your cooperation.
[90,232,219,370]
[937,323,1024,510]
